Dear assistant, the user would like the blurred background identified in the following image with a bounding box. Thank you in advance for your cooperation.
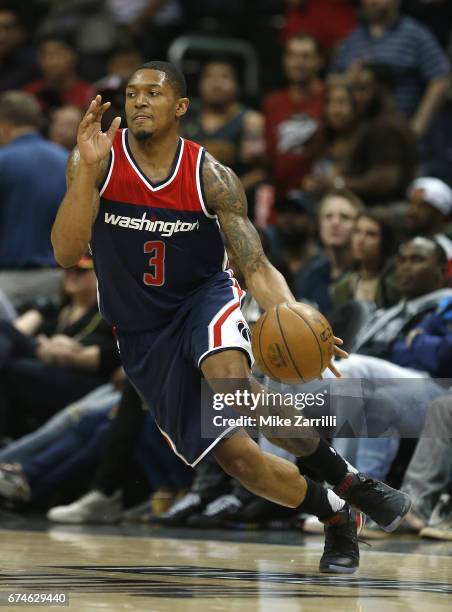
[0,0,452,541]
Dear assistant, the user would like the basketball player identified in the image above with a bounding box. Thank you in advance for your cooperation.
[52,62,411,574]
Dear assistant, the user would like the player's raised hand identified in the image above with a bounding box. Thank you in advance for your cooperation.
[77,95,121,165]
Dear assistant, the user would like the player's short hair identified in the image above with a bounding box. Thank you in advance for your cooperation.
[133,61,187,98]
[0,91,41,127]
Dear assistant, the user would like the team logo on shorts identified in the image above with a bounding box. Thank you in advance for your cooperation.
[237,321,251,343]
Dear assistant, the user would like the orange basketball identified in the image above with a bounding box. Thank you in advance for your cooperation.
[251,302,334,383]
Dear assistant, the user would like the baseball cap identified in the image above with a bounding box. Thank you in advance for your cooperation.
[409,177,452,216]
[275,190,316,217]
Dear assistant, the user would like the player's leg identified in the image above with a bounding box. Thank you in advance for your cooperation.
[202,349,361,573]
[202,350,411,532]
[212,429,361,574]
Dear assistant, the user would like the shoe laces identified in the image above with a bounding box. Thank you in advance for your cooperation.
[348,475,388,507]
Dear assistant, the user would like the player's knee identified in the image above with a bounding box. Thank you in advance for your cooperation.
[217,443,263,483]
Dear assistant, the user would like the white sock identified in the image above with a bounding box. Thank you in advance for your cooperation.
[327,488,346,513]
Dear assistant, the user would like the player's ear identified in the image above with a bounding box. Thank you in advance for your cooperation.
[175,97,189,119]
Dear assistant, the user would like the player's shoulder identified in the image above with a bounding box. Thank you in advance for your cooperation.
[202,151,237,189]
[201,151,244,211]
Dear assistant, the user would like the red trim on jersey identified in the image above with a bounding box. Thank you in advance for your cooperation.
[101,129,206,212]
[212,279,245,347]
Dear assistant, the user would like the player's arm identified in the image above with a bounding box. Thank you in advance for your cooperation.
[203,153,293,311]
[51,95,121,268]
[51,148,105,267]
[204,154,347,374]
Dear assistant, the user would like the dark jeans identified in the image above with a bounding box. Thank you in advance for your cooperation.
[22,408,112,500]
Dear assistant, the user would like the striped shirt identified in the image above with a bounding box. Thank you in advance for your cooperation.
[333,16,450,117]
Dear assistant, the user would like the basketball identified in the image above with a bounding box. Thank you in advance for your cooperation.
[251,302,335,383]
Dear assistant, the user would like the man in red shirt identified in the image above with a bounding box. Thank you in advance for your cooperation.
[24,35,92,116]
[282,0,357,55]
[263,32,325,199]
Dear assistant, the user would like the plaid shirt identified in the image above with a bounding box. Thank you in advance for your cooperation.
[333,15,450,117]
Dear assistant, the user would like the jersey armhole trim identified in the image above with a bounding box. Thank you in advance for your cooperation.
[196,147,217,219]
[99,148,115,196]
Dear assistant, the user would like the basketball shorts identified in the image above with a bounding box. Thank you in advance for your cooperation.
[116,276,253,467]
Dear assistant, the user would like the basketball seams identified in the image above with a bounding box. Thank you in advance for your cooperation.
[275,304,306,383]
[256,311,274,379]
[286,302,325,373]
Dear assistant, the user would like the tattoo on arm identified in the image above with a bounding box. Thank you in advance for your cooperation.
[203,152,270,277]
[66,146,108,223]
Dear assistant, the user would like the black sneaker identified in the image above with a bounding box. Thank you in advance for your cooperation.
[334,472,411,532]
[187,494,243,528]
[150,492,203,526]
[319,504,364,574]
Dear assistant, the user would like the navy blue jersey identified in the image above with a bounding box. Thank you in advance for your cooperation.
[91,129,229,331]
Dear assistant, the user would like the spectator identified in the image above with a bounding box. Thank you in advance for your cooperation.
[182,60,265,203]
[104,46,144,82]
[401,0,452,50]
[332,0,451,136]
[48,105,83,151]
[0,91,67,307]
[107,0,182,59]
[296,238,452,530]
[0,3,38,91]
[263,32,325,198]
[91,77,127,135]
[282,0,357,56]
[0,255,120,439]
[0,381,192,516]
[330,210,399,308]
[297,188,363,314]
[0,383,121,464]
[405,177,452,270]
[303,80,360,194]
[398,395,452,539]
[265,191,319,299]
[328,238,452,483]
[311,62,417,204]
[351,238,452,365]
[24,34,92,116]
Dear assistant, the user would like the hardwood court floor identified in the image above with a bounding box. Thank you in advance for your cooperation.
[0,517,451,611]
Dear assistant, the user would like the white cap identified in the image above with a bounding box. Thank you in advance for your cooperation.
[409,177,452,216]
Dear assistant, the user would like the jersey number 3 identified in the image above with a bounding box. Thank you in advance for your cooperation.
[143,241,165,286]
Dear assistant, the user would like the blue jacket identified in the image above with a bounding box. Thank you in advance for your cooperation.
[390,296,452,377]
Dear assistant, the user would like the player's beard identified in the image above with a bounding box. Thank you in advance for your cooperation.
[135,129,154,141]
